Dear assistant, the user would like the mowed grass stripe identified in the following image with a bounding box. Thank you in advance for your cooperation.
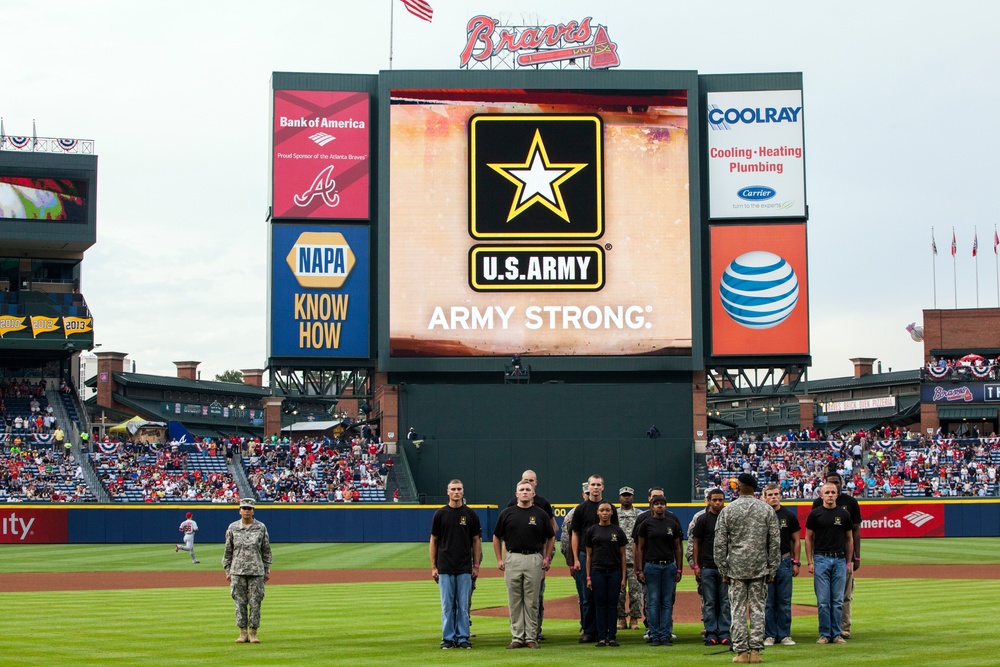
[2,577,998,666]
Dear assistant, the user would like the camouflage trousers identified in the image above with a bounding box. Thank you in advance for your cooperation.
[728,577,767,652]
[231,575,266,628]
[617,564,643,619]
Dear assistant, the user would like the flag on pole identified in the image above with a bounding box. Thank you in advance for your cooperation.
[932,228,938,255]
[951,228,957,256]
[400,0,433,22]
[994,227,998,254]
[0,117,5,149]
[973,229,979,257]
[32,119,37,149]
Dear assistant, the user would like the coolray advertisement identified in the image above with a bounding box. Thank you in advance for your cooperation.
[270,224,369,358]
[272,90,370,220]
[388,88,692,357]
[706,90,805,219]
[710,224,808,356]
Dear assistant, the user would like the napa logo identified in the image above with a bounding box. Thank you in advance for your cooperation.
[719,250,798,329]
[737,186,775,201]
[285,232,356,289]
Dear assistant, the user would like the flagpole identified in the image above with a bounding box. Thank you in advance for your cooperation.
[932,226,938,308]
[389,0,395,70]
[952,226,957,308]
[975,225,980,308]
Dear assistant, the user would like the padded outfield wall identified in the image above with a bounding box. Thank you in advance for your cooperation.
[2,500,997,545]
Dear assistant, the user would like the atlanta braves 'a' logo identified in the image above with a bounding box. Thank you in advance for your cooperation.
[294,165,340,208]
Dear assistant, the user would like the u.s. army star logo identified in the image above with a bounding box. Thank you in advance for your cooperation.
[469,114,603,239]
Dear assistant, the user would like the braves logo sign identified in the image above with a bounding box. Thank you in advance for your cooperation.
[459,16,620,70]
[294,165,340,209]
[932,386,974,402]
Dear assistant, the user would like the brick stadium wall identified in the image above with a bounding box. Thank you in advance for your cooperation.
[2,501,998,544]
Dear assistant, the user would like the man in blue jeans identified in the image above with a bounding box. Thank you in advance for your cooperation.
[570,474,619,643]
[763,483,802,646]
[691,488,731,646]
[635,495,683,646]
[805,482,855,645]
[430,479,482,649]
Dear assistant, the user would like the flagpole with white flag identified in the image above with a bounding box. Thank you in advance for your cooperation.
[951,227,957,308]
[974,226,980,307]
[931,227,938,308]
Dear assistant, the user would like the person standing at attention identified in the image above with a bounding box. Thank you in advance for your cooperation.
[429,479,482,650]
[584,500,628,647]
[222,498,271,644]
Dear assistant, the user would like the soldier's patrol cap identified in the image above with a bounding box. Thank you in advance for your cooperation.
[619,486,634,496]
[738,473,758,490]
[239,498,256,509]
[649,495,667,505]
[581,482,590,492]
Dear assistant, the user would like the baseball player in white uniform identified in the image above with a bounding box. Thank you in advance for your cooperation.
[176,512,200,563]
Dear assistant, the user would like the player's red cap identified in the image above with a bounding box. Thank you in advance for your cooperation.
[185,512,193,518]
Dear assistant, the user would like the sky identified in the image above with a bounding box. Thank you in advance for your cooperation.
[4,0,998,382]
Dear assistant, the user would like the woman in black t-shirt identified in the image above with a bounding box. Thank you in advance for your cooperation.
[584,500,628,647]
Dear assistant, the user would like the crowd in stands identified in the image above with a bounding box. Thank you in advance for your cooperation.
[243,434,392,503]
[0,446,94,502]
[91,443,240,502]
[1,379,60,441]
[701,427,1000,499]
[923,353,1000,381]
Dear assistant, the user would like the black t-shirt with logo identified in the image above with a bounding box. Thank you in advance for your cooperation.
[805,506,853,555]
[636,515,682,563]
[690,510,721,569]
[430,504,482,575]
[774,505,801,555]
[811,492,862,526]
[631,507,681,542]
[583,523,628,570]
[571,498,619,545]
[493,504,555,553]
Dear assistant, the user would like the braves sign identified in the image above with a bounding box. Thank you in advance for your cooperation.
[459,16,620,70]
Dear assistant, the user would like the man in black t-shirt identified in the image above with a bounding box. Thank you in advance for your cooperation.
[763,483,801,646]
[494,480,555,649]
[690,488,731,646]
[506,469,557,639]
[570,474,619,642]
[430,479,482,649]
[810,471,861,638]
[806,482,854,645]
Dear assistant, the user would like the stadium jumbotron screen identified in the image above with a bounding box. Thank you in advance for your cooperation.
[386,86,695,362]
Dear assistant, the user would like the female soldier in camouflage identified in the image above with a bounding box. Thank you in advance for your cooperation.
[223,498,272,643]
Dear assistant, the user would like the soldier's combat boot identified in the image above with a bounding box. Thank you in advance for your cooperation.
[749,650,763,663]
[617,617,628,630]
[236,627,249,643]
[248,627,260,643]
[732,652,750,664]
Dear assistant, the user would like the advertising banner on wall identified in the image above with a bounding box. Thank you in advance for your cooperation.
[272,90,370,220]
[921,382,1000,403]
[388,87,693,358]
[710,223,808,356]
[270,224,370,358]
[0,508,68,544]
[795,502,944,538]
[706,89,805,219]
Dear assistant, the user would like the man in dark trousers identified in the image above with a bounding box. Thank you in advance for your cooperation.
[569,473,619,643]
[506,469,557,639]
[429,479,482,650]
[691,487,731,646]
[763,483,802,647]
[806,482,854,645]
[810,471,861,638]
[494,479,555,649]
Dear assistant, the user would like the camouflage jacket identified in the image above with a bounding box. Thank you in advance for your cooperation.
[222,519,273,576]
[616,506,640,563]
[559,507,576,563]
[685,509,705,567]
[713,495,779,580]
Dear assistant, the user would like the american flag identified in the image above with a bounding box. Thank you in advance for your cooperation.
[951,229,957,257]
[973,229,978,257]
[994,228,998,255]
[401,0,433,22]
[932,229,937,255]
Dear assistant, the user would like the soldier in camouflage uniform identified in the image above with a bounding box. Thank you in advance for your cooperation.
[223,497,273,644]
[714,474,779,664]
[615,487,643,630]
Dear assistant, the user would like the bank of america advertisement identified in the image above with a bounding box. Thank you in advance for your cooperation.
[706,90,805,219]
[272,90,370,220]
[388,88,693,357]
[270,224,370,358]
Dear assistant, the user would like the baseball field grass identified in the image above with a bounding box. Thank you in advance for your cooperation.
[0,538,996,666]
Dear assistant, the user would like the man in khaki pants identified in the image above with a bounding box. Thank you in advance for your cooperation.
[493,480,556,649]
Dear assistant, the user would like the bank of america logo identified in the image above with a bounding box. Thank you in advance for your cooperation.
[904,510,934,527]
[309,132,336,147]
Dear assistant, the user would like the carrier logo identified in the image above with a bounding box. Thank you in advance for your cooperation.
[737,186,776,201]
[469,114,604,291]
[903,510,935,528]
[708,105,802,129]
[285,232,356,289]
[308,132,336,147]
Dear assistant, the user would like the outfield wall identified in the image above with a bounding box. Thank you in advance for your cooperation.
[2,500,998,544]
